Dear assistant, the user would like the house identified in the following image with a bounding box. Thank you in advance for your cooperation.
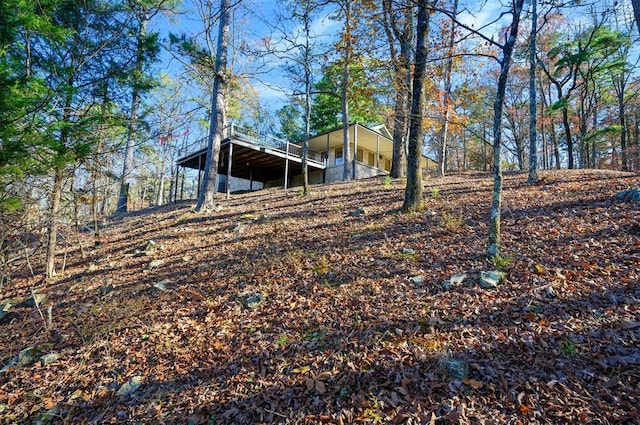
[174,122,436,198]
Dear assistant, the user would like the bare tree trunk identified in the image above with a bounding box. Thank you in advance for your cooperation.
[402,0,431,212]
[383,0,413,178]
[301,0,312,195]
[528,0,538,183]
[117,18,148,215]
[196,0,231,211]
[342,0,352,181]
[437,0,458,178]
[46,168,64,279]
[632,0,640,35]
[488,0,525,257]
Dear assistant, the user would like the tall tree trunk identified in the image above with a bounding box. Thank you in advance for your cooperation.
[342,0,352,181]
[383,0,413,178]
[46,168,64,279]
[196,0,231,211]
[528,0,538,183]
[437,0,458,178]
[618,87,628,171]
[561,106,574,169]
[488,0,525,257]
[117,18,148,215]
[301,1,312,195]
[402,0,431,212]
[632,0,640,35]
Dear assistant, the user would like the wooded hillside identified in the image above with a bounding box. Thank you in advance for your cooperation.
[1,170,639,424]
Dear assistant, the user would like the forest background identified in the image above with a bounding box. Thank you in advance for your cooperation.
[0,0,639,279]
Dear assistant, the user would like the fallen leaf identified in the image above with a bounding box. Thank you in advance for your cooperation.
[462,379,483,389]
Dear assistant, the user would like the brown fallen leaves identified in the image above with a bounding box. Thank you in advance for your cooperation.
[1,169,639,424]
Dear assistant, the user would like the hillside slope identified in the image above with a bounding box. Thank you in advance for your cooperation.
[1,170,639,424]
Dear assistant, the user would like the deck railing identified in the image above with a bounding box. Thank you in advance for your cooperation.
[177,123,325,166]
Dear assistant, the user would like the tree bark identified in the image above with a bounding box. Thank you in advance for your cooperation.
[383,0,413,178]
[632,0,640,35]
[46,168,64,279]
[196,0,231,211]
[528,0,538,183]
[402,0,431,212]
[342,0,352,181]
[437,0,458,178]
[116,17,148,215]
[487,0,525,257]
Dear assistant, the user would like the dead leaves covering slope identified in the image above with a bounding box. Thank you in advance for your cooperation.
[1,170,639,424]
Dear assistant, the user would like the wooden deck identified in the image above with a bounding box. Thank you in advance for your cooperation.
[176,124,326,185]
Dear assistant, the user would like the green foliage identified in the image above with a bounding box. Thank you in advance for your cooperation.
[383,175,393,187]
[276,104,304,142]
[430,187,440,198]
[561,341,577,356]
[310,61,383,135]
[491,253,513,270]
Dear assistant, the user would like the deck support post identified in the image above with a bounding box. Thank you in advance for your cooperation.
[249,166,253,191]
[353,124,358,179]
[226,142,233,199]
[196,154,202,198]
[376,134,380,170]
[284,141,290,189]
[174,164,179,203]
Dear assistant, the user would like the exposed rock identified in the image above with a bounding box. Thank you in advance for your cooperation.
[479,271,506,289]
[99,284,115,296]
[116,375,143,397]
[401,248,416,255]
[152,279,170,292]
[443,273,467,290]
[147,259,164,270]
[214,204,223,212]
[143,240,156,254]
[245,293,264,309]
[409,275,425,285]
[614,188,640,203]
[443,358,470,380]
[26,293,48,307]
[349,206,368,217]
[237,292,265,309]
[18,346,38,366]
[40,352,60,366]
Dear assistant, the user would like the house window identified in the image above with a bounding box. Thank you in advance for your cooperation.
[357,148,364,162]
[368,152,375,166]
[335,147,343,165]
[384,158,391,171]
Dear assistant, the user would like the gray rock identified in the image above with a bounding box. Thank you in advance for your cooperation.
[147,259,164,270]
[409,275,425,285]
[19,346,38,366]
[143,240,156,254]
[99,284,115,296]
[152,279,170,292]
[443,273,467,290]
[245,293,264,309]
[479,271,506,289]
[40,352,60,366]
[401,248,416,255]
[444,358,470,380]
[116,375,143,397]
[214,204,223,212]
[349,207,368,217]
[614,188,640,202]
[26,293,48,307]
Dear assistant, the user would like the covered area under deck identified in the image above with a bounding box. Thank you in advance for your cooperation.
[175,124,326,198]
